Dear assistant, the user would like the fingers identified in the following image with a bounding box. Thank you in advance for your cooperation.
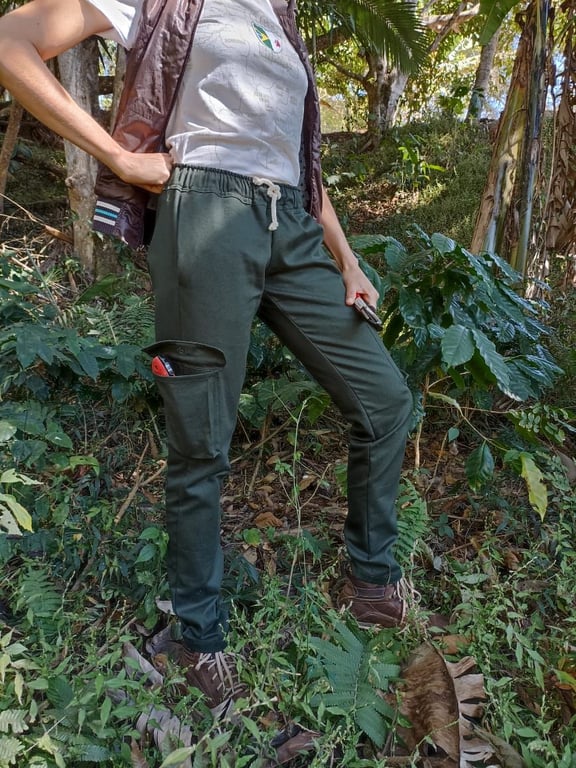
[345,282,379,307]
[117,151,173,192]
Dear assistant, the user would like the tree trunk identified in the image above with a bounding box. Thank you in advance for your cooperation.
[510,0,549,277]
[57,38,100,274]
[365,53,409,140]
[363,0,481,141]
[0,99,23,215]
[470,0,550,277]
[538,3,576,288]
[466,28,501,121]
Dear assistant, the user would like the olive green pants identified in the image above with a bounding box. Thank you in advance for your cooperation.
[146,166,412,652]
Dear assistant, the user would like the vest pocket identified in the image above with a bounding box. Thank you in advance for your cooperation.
[145,340,226,460]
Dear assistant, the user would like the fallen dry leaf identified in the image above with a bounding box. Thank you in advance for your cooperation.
[270,722,321,765]
[130,738,150,768]
[298,474,317,491]
[254,510,284,528]
[397,643,497,767]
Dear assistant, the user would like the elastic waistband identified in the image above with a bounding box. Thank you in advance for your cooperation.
[168,165,303,208]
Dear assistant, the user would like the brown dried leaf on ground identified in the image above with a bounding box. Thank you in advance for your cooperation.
[269,722,322,765]
[468,725,526,768]
[130,738,151,768]
[136,705,193,766]
[397,643,498,767]
[120,643,193,767]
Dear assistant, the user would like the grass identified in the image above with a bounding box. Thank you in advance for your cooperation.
[322,116,492,247]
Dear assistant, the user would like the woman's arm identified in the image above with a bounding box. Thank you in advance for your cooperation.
[319,186,379,307]
[0,0,172,192]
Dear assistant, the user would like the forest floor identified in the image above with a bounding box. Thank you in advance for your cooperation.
[1,118,575,767]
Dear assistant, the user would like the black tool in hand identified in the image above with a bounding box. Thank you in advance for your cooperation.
[353,293,383,329]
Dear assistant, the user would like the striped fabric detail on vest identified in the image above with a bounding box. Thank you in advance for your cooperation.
[93,200,121,229]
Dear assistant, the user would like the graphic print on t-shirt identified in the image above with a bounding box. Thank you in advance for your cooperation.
[165,0,308,185]
[252,23,282,52]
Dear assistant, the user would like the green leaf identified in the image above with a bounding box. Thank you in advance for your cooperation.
[0,469,40,486]
[0,504,22,536]
[518,452,547,520]
[356,706,387,747]
[465,442,495,490]
[15,326,53,368]
[44,427,73,449]
[398,287,426,328]
[441,325,475,367]
[100,695,112,726]
[0,421,17,443]
[243,528,261,547]
[135,544,157,564]
[427,391,463,415]
[479,0,519,44]
[504,361,538,401]
[115,343,138,378]
[46,676,74,709]
[76,350,100,380]
[0,402,45,437]
[77,274,123,301]
[515,726,540,738]
[0,709,28,734]
[111,379,133,402]
[0,736,24,765]
[0,494,33,532]
[382,238,410,271]
[430,232,457,254]
[68,455,100,475]
[73,744,111,762]
[325,0,428,72]
[159,747,196,767]
[471,328,512,394]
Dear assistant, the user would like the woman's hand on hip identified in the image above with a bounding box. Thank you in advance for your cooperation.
[113,150,174,194]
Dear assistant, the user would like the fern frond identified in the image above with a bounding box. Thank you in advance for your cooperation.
[309,622,399,746]
[0,710,28,735]
[16,565,63,641]
[60,295,155,347]
[355,705,387,746]
[395,476,429,566]
[69,742,112,762]
[0,735,24,765]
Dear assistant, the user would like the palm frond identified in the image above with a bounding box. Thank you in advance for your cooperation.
[478,0,519,44]
[300,0,428,72]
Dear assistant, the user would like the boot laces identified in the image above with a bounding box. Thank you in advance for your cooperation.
[396,576,421,608]
[195,651,236,695]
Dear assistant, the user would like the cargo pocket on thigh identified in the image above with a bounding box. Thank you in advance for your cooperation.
[145,340,226,460]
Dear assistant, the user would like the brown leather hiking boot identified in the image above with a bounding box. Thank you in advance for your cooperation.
[175,646,238,709]
[337,574,407,628]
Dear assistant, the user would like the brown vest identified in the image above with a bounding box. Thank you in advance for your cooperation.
[93,0,323,248]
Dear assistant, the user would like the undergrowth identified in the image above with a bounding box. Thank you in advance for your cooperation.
[323,116,492,246]
[0,117,575,766]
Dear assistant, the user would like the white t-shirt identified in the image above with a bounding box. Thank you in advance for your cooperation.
[87,0,308,186]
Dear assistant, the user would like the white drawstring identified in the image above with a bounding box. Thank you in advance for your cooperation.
[252,176,282,231]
